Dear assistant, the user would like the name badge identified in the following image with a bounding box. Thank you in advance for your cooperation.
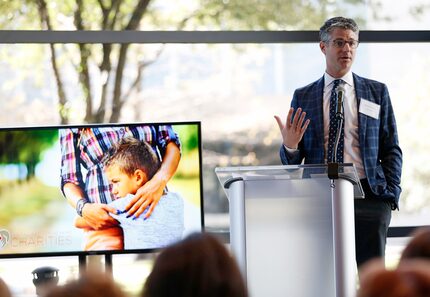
[359,99,380,120]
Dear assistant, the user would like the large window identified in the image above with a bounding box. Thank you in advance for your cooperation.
[1,0,430,30]
[1,42,429,226]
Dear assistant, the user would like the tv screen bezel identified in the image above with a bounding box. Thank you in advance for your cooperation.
[0,121,205,259]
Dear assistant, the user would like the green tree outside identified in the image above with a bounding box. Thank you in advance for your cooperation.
[0,129,58,179]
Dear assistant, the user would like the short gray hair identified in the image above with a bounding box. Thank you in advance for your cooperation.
[319,17,359,43]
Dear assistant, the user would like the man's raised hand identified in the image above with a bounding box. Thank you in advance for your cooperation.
[274,107,310,149]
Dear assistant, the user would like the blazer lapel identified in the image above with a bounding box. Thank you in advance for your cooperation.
[353,73,368,153]
[315,76,325,154]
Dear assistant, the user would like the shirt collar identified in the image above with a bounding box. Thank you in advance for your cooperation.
[324,71,354,88]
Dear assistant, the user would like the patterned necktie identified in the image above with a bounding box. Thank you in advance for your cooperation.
[327,79,344,163]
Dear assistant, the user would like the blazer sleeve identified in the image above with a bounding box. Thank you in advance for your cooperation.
[378,84,403,205]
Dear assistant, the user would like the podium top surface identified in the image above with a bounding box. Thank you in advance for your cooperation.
[215,164,364,198]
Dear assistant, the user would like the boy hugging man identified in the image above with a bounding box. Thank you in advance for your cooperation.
[75,137,184,250]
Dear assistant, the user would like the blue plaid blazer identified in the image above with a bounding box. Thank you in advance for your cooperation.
[280,73,402,207]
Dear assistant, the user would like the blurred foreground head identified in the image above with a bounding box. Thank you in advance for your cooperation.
[142,233,248,297]
[357,259,430,297]
[45,271,126,297]
[0,277,12,297]
[400,227,430,261]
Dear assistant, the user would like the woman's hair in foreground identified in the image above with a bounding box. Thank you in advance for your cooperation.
[141,232,248,297]
[357,259,430,297]
[104,136,160,179]
[45,271,127,297]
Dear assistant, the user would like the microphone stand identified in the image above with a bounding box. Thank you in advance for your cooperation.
[333,112,344,164]
[326,91,355,297]
[328,102,344,180]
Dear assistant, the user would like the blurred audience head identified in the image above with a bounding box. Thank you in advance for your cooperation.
[357,259,430,297]
[45,271,126,297]
[141,232,248,297]
[400,227,430,261]
[0,277,12,297]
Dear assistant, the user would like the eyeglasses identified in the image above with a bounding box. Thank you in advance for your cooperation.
[329,39,359,49]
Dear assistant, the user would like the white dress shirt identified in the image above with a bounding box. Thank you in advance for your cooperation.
[323,72,365,179]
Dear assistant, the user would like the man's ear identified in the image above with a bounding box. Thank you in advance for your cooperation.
[320,41,326,54]
[134,169,148,187]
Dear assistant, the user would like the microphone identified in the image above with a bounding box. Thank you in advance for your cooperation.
[331,84,345,163]
[335,85,345,119]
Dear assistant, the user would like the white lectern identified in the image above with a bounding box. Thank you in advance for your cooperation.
[215,164,364,297]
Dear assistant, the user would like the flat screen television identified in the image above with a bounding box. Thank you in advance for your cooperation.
[0,122,204,258]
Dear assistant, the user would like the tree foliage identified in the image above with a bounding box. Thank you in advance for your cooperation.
[0,129,58,179]
[175,124,199,153]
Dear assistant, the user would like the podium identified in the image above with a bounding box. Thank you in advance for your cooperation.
[215,164,364,297]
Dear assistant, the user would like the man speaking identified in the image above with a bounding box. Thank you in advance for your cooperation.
[275,16,402,267]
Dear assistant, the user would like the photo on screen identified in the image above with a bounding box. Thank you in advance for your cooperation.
[0,122,203,258]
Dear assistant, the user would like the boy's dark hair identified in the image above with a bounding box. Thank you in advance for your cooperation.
[319,16,359,43]
[104,137,160,180]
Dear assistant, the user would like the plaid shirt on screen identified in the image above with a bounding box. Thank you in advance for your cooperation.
[60,125,180,204]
